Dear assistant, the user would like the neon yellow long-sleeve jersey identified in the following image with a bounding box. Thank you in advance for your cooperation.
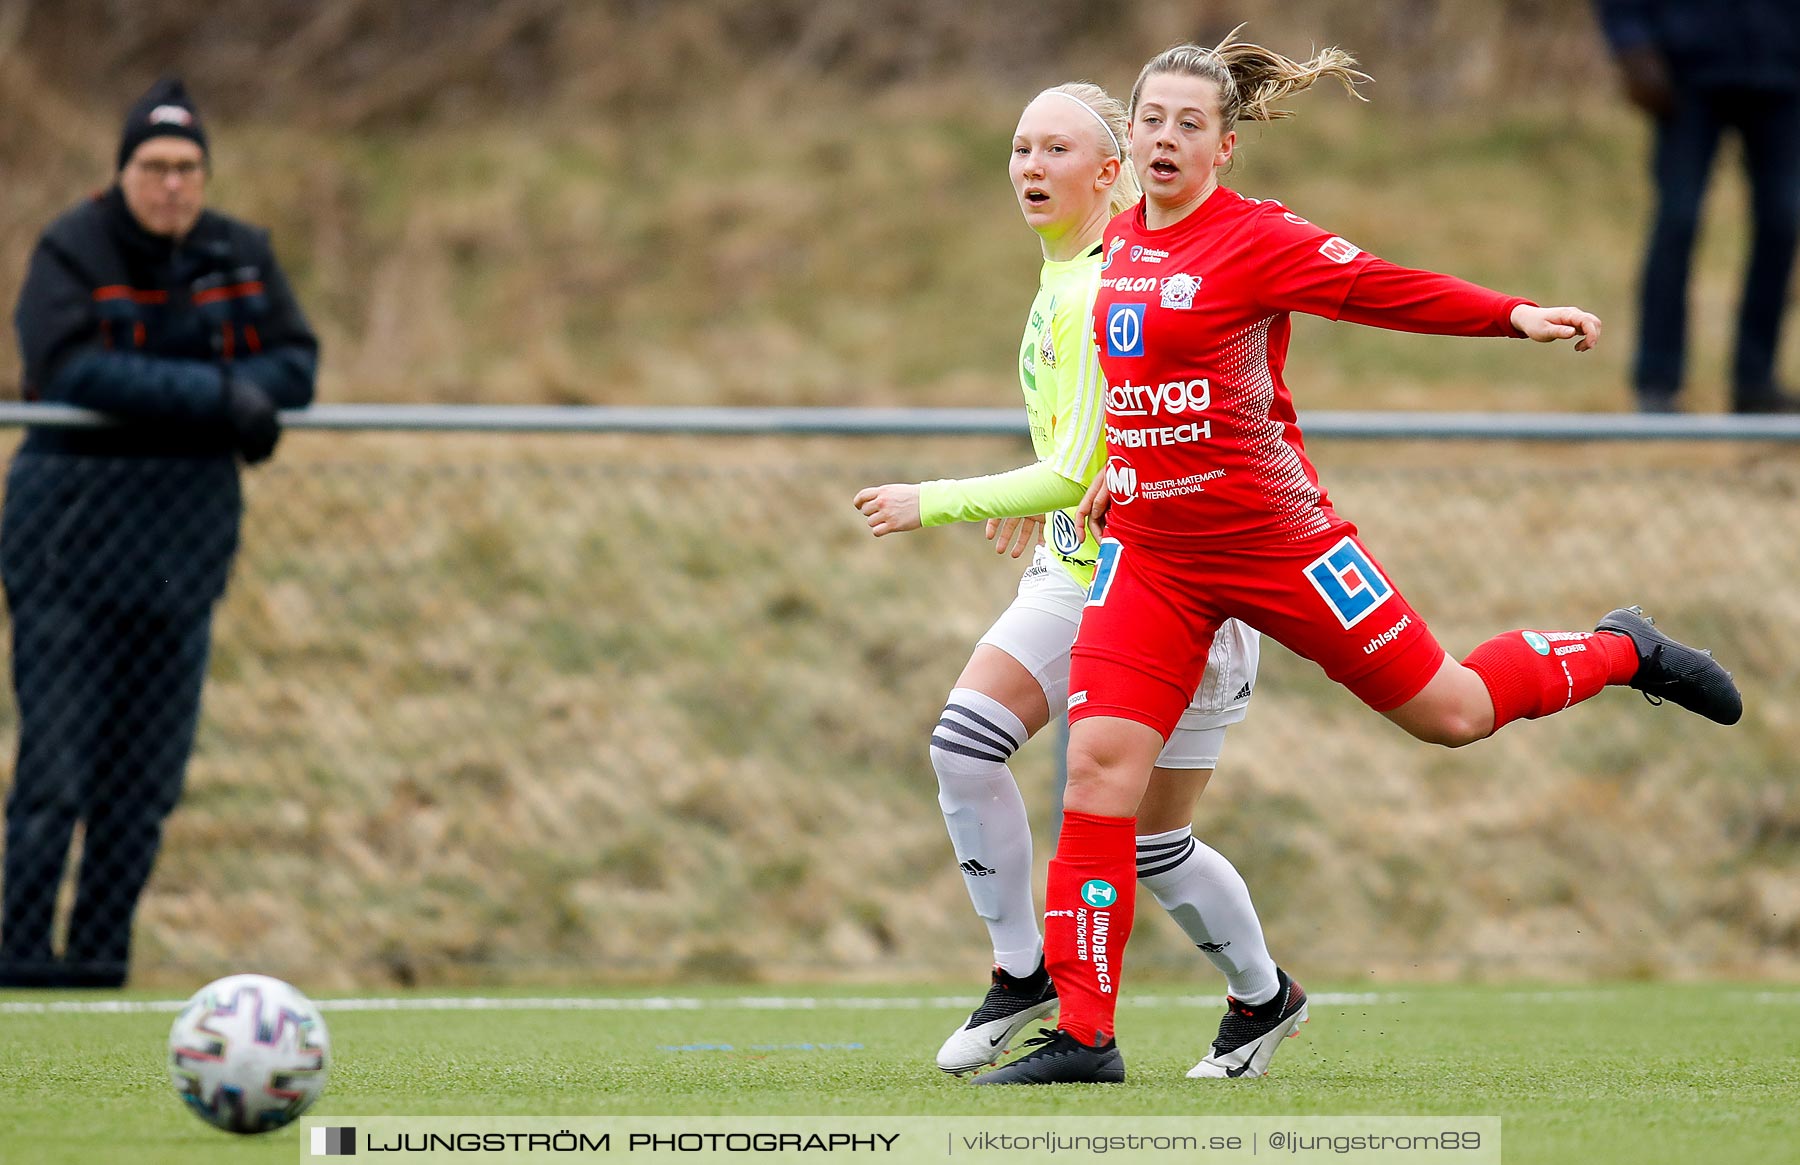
[917,241,1107,585]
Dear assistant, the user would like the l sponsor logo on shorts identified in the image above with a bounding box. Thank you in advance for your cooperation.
[1050,510,1084,556]
[1303,535,1395,629]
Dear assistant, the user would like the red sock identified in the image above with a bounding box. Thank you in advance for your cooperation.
[1463,629,1639,732]
[1043,811,1136,1045]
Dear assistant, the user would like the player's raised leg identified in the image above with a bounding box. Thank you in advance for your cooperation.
[1390,606,1741,747]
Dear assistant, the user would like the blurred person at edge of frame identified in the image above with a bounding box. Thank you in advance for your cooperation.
[1595,0,1800,413]
[0,78,317,988]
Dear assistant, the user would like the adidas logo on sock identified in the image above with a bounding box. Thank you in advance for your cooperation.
[959,860,997,877]
[1235,682,1252,700]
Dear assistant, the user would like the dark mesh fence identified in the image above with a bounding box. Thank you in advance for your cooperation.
[0,431,1795,989]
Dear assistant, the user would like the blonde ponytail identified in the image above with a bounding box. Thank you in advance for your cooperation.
[1129,25,1370,132]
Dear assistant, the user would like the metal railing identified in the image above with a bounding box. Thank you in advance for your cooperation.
[6,401,1800,439]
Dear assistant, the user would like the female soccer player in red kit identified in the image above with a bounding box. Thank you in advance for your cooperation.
[976,34,1743,1085]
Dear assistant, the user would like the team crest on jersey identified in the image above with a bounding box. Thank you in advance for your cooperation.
[1303,535,1395,629]
[1160,272,1201,310]
[1039,327,1057,369]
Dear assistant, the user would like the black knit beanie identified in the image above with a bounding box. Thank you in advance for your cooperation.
[116,77,209,171]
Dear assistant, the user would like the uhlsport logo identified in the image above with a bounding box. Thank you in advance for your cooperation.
[1521,631,1551,656]
[1080,879,1118,908]
[1101,237,1126,271]
[1106,303,1144,358]
[1303,535,1395,629]
[312,1126,356,1156]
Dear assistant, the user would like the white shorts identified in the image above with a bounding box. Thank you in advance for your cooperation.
[976,546,1259,769]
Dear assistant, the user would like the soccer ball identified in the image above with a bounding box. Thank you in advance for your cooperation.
[167,973,331,1134]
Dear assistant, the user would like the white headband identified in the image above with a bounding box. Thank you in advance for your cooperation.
[1037,89,1121,159]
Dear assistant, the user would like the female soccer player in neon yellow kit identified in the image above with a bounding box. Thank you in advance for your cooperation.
[853,83,1290,1080]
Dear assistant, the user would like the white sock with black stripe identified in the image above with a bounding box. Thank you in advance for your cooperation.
[931,687,1040,977]
[1136,826,1279,1005]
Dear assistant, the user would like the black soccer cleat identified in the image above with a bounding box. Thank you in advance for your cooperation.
[1595,606,1742,725]
[1188,967,1308,1078]
[936,958,1059,1074]
[970,1027,1124,1084]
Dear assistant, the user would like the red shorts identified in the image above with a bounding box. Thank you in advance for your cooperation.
[1068,524,1446,738]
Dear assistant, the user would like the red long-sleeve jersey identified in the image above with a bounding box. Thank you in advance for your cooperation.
[1090,187,1532,550]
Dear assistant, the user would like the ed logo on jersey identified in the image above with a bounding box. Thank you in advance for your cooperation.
[1106,303,1144,358]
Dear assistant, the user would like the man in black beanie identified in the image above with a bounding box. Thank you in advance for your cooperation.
[0,76,317,987]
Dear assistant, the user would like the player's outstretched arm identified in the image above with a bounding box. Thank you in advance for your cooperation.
[853,483,923,537]
[1509,304,1602,352]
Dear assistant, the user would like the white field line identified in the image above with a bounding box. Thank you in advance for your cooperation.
[0,991,1408,1016]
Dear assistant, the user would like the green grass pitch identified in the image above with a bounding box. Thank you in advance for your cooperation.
[2,983,1796,1164]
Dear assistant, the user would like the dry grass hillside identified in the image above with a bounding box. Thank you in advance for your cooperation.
[5,0,1790,412]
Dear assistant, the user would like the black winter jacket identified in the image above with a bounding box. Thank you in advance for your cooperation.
[1596,0,1800,92]
[3,187,317,613]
